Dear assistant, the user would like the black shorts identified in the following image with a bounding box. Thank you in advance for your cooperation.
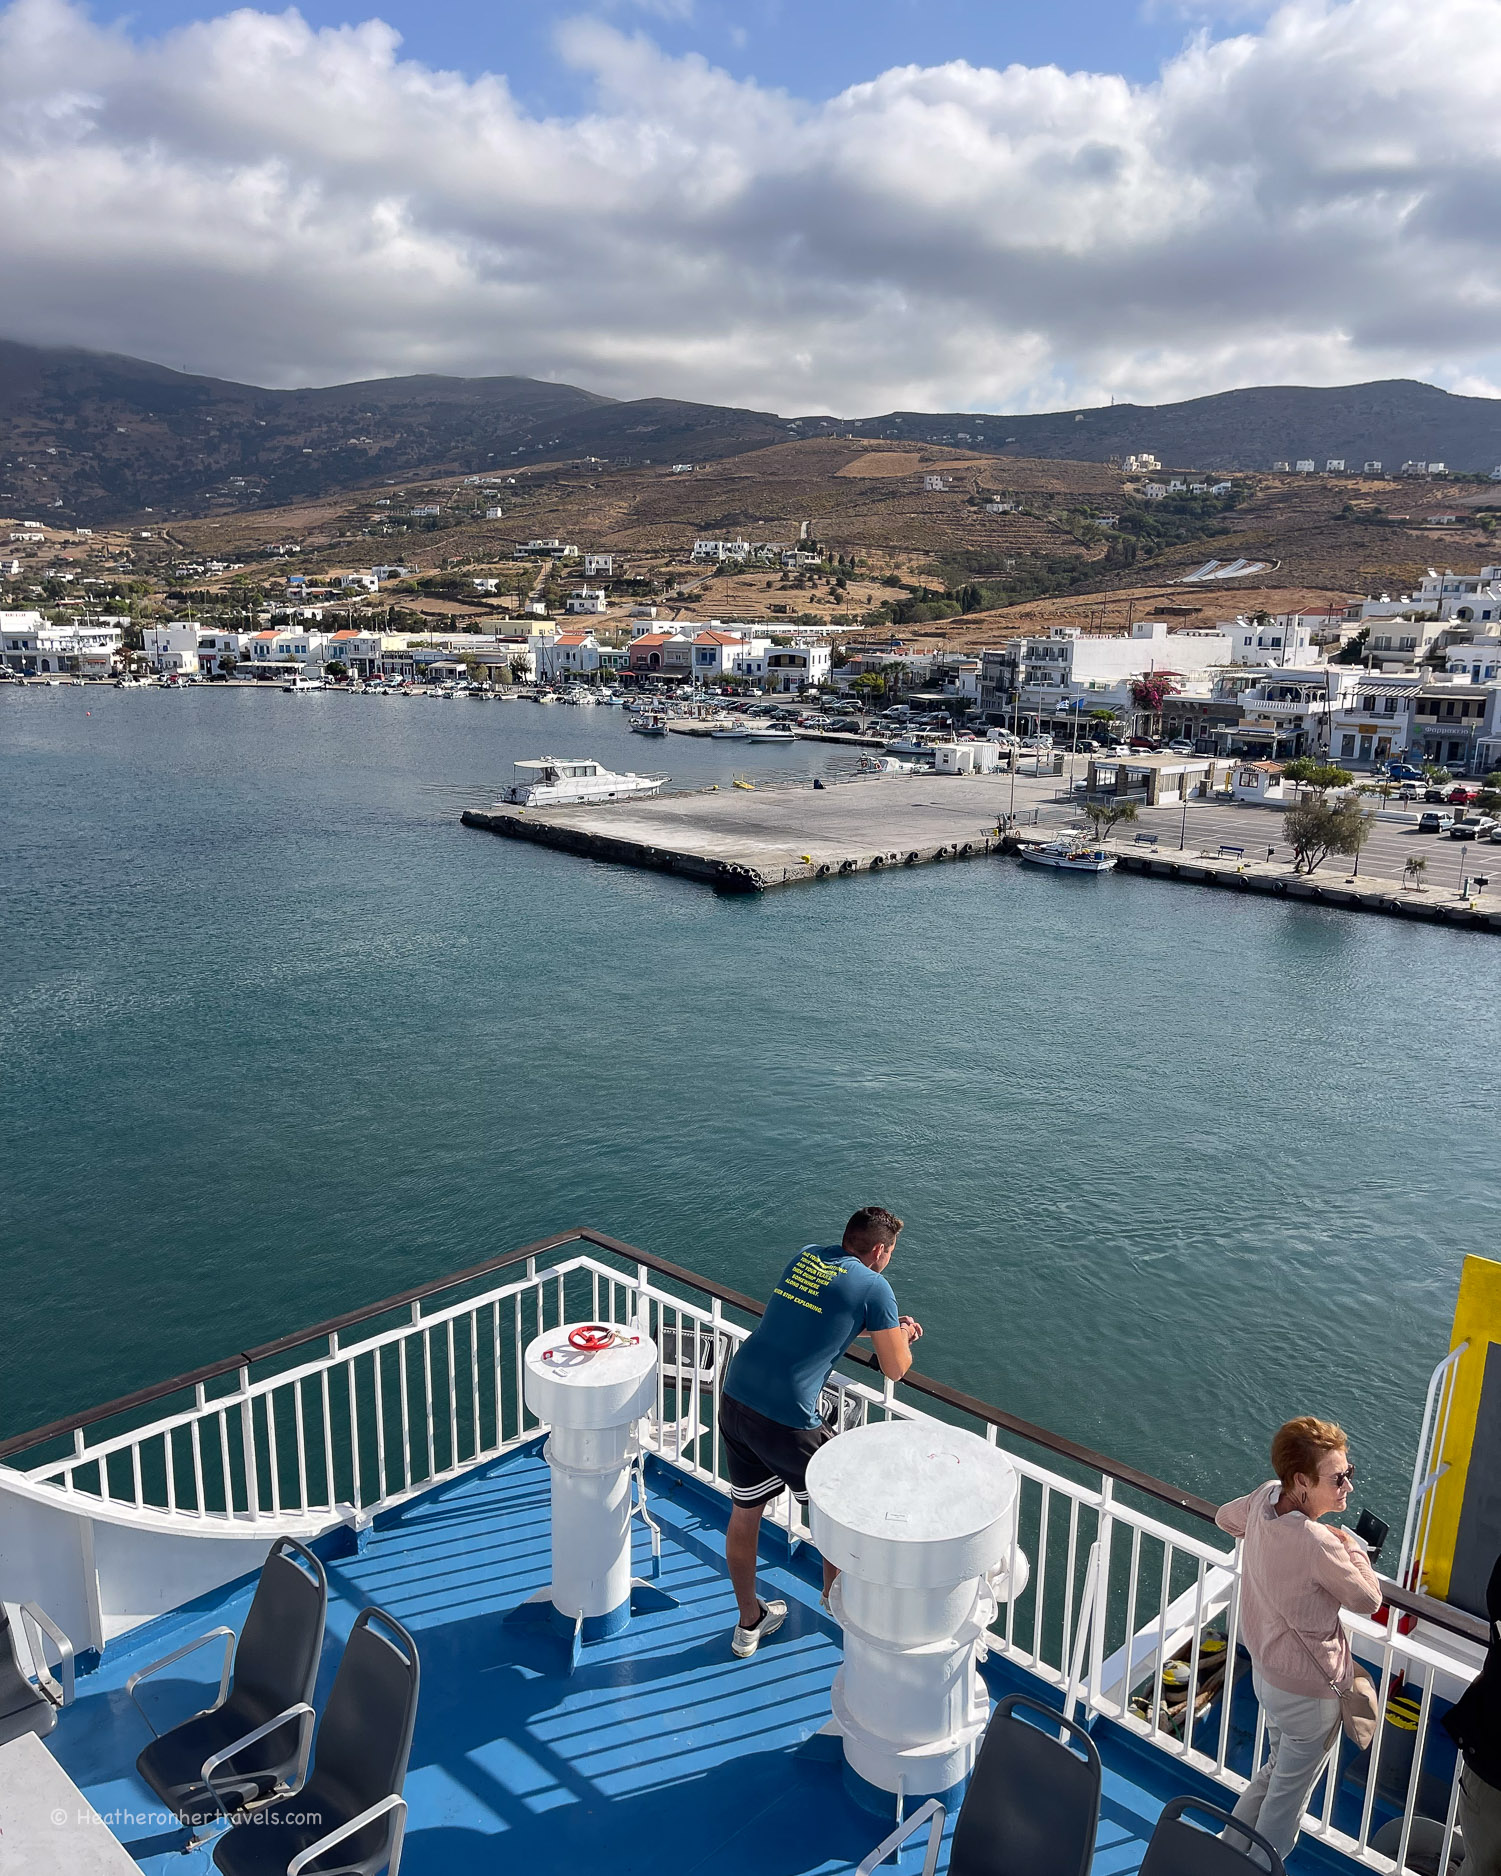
[720,1393,832,1509]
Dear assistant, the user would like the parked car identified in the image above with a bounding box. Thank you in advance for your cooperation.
[1489,824,1501,843]
[1419,810,1456,832]
[1447,786,1479,805]
[1386,762,1426,782]
[1450,815,1496,840]
[1166,739,1195,755]
[1424,787,1451,803]
[1395,784,1423,801]
[1128,736,1161,751]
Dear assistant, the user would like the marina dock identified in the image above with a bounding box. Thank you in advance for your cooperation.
[461,776,1501,927]
[462,772,1011,891]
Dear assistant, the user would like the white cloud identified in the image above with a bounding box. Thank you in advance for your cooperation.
[0,0,1499,414]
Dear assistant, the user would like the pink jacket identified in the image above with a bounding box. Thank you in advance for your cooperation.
[1217,1480,1383,1698]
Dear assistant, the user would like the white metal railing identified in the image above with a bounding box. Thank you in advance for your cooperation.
[1399,1340,1467,1591]
[6,1241,1479,1873]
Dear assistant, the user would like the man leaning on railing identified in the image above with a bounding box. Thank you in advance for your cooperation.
[717,1207,923,1659]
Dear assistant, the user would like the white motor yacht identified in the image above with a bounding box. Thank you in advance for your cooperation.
[502,756,668,807]
[746,726,797,743]
[283,673,325,692]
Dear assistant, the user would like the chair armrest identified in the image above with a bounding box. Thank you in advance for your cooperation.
[855,1798,945,1876]
[18,1603,74,1708]
[201,1702,316,1818]
[287,1792,406,1876]
[125,1626,236,1737]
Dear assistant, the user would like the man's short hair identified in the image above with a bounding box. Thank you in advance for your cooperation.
[843,1207,904,1256]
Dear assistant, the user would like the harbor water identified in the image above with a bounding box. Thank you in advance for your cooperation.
[3,686,1497,1532]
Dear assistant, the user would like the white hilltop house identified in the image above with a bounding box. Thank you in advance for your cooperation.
[566,587,608,615]
[583,553,614,578]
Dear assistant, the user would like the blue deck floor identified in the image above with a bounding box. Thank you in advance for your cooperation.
[46,1448,1366,1875]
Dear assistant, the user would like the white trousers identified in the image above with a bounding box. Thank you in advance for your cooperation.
[1230,1667,1341,1863]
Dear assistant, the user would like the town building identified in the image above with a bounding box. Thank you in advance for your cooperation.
[583,554,614,578]
[1086,752,1231,806]
[692,539,751,563]
[535,632,602,680]
[246,628,329,678]
[1329,678,1420,768]
[980,621,1237,726]
[1228,761,1289,803]
[626,632,694,681]
[1409,677,1498,773]
[1,612,123,675]
[765,642,832,692]
[566,588,608,615]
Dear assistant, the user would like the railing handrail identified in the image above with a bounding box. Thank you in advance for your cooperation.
[2,1226,1486,1648]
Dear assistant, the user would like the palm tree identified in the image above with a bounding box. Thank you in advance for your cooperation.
[1086,800,1140,842]
[1403,856,1428,892]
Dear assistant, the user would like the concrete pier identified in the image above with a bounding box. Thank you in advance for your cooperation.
[461,773,1013,892]
[1069,839,1501,933]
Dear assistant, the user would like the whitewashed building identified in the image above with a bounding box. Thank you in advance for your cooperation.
[1,611,123,675]
[764,642,831,692]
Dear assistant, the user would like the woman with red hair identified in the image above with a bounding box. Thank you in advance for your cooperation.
[1216,1417,1382,1863]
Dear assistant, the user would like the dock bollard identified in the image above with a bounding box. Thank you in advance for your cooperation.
[807,1421,1025,1811]
[522,1325,658,1640]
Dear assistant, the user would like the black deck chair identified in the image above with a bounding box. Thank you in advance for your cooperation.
[212,1606,420,1876]
[857,1694,1103,1876]
[0,1601,74,1747]
[1139,1795,1287,1876]
[133,1536,327,1832]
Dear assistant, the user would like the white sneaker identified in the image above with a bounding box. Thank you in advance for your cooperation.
[731,1599,787,1658]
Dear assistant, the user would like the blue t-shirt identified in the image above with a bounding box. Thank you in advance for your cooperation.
[724,1244,901,1430]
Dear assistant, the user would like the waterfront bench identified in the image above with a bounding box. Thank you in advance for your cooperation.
[1217,845,1245,859]
[1133,834,1160,848]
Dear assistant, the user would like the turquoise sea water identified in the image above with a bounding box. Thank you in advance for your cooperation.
[3,687,1497,1531]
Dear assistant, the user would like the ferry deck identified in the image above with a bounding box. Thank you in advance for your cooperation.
[1,1231,1490,1876]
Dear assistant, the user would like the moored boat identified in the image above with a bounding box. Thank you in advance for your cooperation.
[1018,833,1115,872]
[501,756,668,807]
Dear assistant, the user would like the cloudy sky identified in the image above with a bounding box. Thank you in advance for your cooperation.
[1,0,1498,414]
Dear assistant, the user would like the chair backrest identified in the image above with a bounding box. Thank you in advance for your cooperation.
[1139,1795,1287,1876]
[306,1609,420,1829]
[231,1538,328,1724]
[950,1694,1102,1876]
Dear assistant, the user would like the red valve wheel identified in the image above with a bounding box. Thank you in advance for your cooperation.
[568,1323,616,1352]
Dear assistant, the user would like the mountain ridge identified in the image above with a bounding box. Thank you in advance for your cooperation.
[2,340,1498,524]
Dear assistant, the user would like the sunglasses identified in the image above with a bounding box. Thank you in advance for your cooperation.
[1326,1465,1355,1489]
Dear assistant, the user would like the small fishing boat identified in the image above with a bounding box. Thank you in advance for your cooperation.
[501,756,668,807]
[1018,834,1115,873]
[710,725,748,740]
[282,673,324,693]
[746,726,796,743]
[630,713,669,736]
[858,753,916,773]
